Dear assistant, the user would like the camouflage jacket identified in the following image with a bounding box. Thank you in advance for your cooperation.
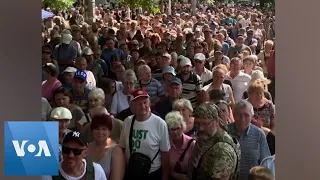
[189,130,241,180]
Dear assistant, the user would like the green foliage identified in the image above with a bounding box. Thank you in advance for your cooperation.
[118,0,161,14]
[42,0,76,9]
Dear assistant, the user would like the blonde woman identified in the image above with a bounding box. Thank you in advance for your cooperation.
[172,98,197,137]
[247,81,275,130]
[166,111,195,180]
[77,88,106,132]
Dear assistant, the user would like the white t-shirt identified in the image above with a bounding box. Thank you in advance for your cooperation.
[119,114,171,173]
[84,70,96,90]
[111,90,130,115]
[192,67,212,85]
[202,83,233,103]
[239,18,251,28]
[42,159,107,180]
[226,71,251,102]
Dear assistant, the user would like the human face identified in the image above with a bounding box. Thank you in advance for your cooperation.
[106,39,115,49]
[124,81,135,93]
[42,50,51,60]
[93,50,101,60]
[58,119,70,133]
[169,124,184,140]
[89,97,104,108]
[163,73,173,81]
[116,67,125,81]
[72,78,86,92]
[167,84,182,98]
[249,89,264,102]
[195,117,218,139]
[54,93,71,107]
[83,55,94,63]
[195,46,203,54]
[230,60,242,73]
[217,103,230,122]
[181,65,191,75]
[131,97,150,116]
[62,141,88,168]
[174,106,191,120]
[64,72,75,84]
[141,69,152,81]
[92,126,110,142]
[243,60,254,72]
[194,59,205,69]
[234,108,253,132]
[75,59,87,71]
[212,69,225,86]
[162,57,171,67]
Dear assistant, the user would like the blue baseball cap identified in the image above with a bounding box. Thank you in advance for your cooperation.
[163,66,176,76]
[74,70,87,81]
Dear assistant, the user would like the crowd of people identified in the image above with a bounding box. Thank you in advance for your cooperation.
[41,1,276,180]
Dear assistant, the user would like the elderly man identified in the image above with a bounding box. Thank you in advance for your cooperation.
[228,100,271,180]
[189,102,240,180]
[154,77,183,120]
[120,88,171,180]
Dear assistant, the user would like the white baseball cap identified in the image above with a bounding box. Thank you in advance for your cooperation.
[179,56,192,67]
[50,107,72,120]
[62,67,77,74]
[194,53,206,61]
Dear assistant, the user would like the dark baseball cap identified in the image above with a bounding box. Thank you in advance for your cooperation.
[62,131,87,146]
[169,77,182,85]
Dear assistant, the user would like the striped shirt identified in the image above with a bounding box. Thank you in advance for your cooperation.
[135,78,165,101]
[177,72,202,108]
[227,123,271,180]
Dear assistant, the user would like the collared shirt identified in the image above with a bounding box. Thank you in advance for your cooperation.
[176,72,202,108]
[192,67,212,86]
[169,133,195,174]
[227,123,271,180]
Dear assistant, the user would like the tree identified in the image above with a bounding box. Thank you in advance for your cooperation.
[117,0,161,14]
[42,0,76,9]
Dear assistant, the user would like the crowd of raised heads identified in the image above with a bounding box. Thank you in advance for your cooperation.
[41,2,275,180]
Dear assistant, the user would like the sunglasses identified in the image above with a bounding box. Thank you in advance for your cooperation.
[62,146,86,156]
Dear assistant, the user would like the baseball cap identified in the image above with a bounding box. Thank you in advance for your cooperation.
[61,34,73,44]
[50,107,72,120]
[251,70,271,84]
[82,47,94,56]
[130,89,150,102]
[62,131,87,146]
[169,77,182,85]
[74,70,87,81]
[194,53,206,61]
[62,67,77,74]
[162,66,176,76]
[179,56,192,67]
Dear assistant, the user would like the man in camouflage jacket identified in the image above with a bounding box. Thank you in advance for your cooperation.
[188,102,240,180]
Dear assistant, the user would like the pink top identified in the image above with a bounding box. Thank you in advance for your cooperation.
[42,78,62,102]
[169,133,195,174]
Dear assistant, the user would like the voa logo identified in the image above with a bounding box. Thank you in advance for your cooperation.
[12,140,51,157]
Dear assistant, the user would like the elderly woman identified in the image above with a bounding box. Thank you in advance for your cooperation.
[42,63,62,102]
[172,98,197,137]
[52,87,84,131]
[247,81,275,130]
[215,100,234,124]
[111,69,137,116]
[201,66,235,107]
[166,111,195,180]
[228,100,271,180]
[77,88,106,132]
[87,114,126,180]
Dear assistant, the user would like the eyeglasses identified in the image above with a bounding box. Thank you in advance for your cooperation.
[62,146,86,156]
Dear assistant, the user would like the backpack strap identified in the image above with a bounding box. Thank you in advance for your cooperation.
[129,115,136,154]
[85,159,95,180]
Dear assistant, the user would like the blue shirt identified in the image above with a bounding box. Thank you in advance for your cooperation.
[228,123,271,180]
[100,48,126,77]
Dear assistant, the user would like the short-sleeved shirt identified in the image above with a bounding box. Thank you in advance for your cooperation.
[119,113,171,173]
[70,88,91,113]
[135,78,165,102]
